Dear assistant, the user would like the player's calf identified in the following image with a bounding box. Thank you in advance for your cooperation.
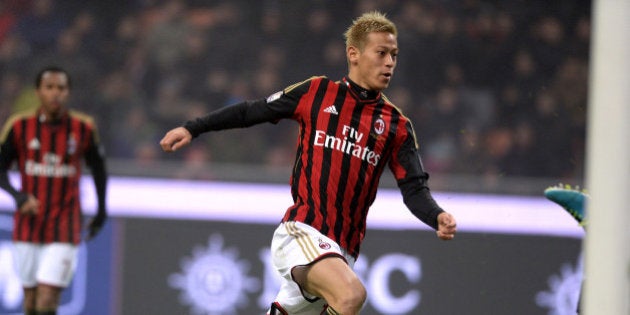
[326,305,342,314]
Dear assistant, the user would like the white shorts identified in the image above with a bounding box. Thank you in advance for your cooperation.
[268,221,356,315]
[12,242,78,288]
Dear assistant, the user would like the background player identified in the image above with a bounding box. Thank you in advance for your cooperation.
[161,12,456,315]
[0,66,108,315]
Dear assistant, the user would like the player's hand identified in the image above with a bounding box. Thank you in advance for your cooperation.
[436,212,457,240]
[160,127,192,152]
[86,212,107,241]
[19,195,39,215]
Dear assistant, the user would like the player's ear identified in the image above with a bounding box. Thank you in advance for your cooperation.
[347,46,360,64]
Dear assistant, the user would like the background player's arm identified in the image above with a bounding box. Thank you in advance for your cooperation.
[0,128,38,214]
[84,131,108,239]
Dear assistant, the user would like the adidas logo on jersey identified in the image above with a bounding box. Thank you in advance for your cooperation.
[28,138,40,150]
[323,105,338,115]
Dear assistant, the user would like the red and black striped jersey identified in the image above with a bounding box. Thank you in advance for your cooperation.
[281,77,440,257]
[0,108,105,244]
[184,76,445,258]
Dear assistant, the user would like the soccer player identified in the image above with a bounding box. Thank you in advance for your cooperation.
[0,66,108,315]
[160,12,456,315]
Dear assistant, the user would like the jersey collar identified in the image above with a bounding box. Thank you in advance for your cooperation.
[37,107,68,125]
[342,77,381,102]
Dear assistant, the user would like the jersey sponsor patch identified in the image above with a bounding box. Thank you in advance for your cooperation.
[266,91,283,103]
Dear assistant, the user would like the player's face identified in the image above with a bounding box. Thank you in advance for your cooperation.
[36,71,70,116]
[353,32,398,91]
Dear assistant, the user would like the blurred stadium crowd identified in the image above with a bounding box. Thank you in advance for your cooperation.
[0,0,589,188]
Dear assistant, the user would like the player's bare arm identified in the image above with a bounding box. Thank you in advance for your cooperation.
[160,127,192,152]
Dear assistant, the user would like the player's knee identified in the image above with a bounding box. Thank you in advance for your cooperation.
[35,286,61,310]
[350,277,367,303]
[334,280,366,313]
[36,296,57,309]
[23,288,36,311]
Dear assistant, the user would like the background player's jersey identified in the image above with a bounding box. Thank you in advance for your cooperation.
[0,108,101,244]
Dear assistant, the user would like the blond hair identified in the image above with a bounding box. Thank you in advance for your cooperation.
[344,11,397,51]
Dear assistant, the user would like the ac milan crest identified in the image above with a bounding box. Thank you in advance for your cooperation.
[374,118,385,135]
[318,239,331,250]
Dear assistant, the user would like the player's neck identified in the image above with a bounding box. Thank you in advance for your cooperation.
[344,76,379,100]
[346,72,371,91]
[38,107,65,124]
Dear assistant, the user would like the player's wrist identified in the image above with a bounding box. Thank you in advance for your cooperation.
[182,122,199,139]
[15,193,29,209]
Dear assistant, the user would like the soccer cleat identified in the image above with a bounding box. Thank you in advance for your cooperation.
[544,183,588,226]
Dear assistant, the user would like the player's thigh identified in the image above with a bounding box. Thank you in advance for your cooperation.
[37,242,78,287]
[296,255,363,300]
[12,241,39,288]
[271,221,348,280]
